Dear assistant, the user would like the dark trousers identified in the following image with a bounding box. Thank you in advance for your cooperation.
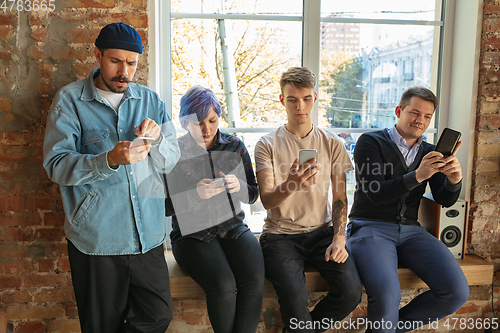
[172,230,265,333]
[67,240,172,333]
[260,226,362,333]
[347,220,469,333]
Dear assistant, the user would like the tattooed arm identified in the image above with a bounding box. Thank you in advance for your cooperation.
[325,172,349,263]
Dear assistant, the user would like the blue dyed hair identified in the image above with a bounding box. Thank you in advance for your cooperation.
[179,85,221,130]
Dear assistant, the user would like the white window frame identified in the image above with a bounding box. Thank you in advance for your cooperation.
[149,0,483,200]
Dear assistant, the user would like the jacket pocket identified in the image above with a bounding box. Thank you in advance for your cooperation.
[81,129,112,154]
[71,191,99,226]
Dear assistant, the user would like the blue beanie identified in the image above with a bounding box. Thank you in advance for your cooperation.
[95,22,143,54]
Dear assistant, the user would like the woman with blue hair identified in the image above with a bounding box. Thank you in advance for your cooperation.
[164,85,264,333]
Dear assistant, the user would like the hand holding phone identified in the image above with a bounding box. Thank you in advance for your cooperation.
[434,128,461,158]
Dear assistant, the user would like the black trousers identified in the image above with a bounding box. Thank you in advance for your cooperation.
[67,240,172,333]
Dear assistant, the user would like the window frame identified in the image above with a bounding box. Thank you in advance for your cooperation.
[150,0,483,201]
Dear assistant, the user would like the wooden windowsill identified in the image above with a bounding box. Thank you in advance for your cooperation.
[166,252,493,298]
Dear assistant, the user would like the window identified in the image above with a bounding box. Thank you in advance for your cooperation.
[154,0,450,233]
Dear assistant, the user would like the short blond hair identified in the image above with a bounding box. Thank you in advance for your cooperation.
[280,67,316,95]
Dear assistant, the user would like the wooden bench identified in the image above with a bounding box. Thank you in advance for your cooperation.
[166,252,493,298]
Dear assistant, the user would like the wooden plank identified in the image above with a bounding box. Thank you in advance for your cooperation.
[166,252,493,298]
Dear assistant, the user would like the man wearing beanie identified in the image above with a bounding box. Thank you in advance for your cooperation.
[43,22,180,332]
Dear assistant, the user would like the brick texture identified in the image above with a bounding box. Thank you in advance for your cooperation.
[0,2,150,331]
[469,0,500,328]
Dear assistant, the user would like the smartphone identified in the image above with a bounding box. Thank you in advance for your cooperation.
[434,128,461,158]
[130,136,155,148]
[298,149,318,167]
[212,178,225,187]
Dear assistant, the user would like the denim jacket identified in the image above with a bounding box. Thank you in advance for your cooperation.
[43,68,180,255]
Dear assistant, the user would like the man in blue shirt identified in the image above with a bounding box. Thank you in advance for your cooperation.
[43,22,180,333]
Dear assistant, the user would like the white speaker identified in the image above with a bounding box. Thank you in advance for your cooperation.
[418,193,467,259]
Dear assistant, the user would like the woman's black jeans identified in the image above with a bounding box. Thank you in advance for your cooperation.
[172,230,265,333]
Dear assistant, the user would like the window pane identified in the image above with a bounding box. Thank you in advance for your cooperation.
[171,18,301,128]
[319,24,437,130]
[172,0,303,15]
[321,0,438,21]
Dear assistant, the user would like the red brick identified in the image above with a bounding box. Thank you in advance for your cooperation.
[34,287,74,302]
[28,12,43,26]
[27,196,55,211]
[56,257,71,272]
[0,276,22,289]
[0,259,31,274]
[484,2,500,15]
[0,244,29,258]
[0,132,30,145]
[23,275,72,288]
[35,228,64,242]
[16,321,46,333]
[38,258,54,272]
[138,30,147,45]
[0,13,17,25]
[43,212,65,227]
[483,18,500,33]
[0,50,12,61]
[0,290,31,304]
[44,243,68,257]
[0,227,34,243]
[31,26,49,43]
[476,115,500,130]
[49,46,87,61]
[69,28,100,44]
[27,44,43,60]
[0,196,26,211]
[0,146,30,162]
[0,26,14,42]
[0,211,42,227]
[39,63,55,79]
[73,63,97,79]
[64,302,78,317]
[5,304,65,320]
[480,51,500,66]
[178,299,205,310]
[479,83,500,100]
[39,79,52,96]
[119,0,147,11]
[178,314,205,326]
[0,96,11,112]
[65,0,115,8]
[89,13,148,29]
[482,34,500,50]
[455,303,480,314]
[479,67,500,84]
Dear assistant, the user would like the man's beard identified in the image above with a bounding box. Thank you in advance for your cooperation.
[103,75,131,93]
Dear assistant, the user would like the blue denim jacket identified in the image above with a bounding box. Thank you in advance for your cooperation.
[43,68,180,255]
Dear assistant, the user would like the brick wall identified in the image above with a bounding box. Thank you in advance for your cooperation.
[0,1,149,332]
[0,0,499,332]
[472,0,500,325]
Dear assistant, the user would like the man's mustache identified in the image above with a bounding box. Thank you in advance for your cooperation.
[111,76,130,83]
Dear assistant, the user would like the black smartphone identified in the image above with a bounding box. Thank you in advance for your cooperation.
[434,128,461,158]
